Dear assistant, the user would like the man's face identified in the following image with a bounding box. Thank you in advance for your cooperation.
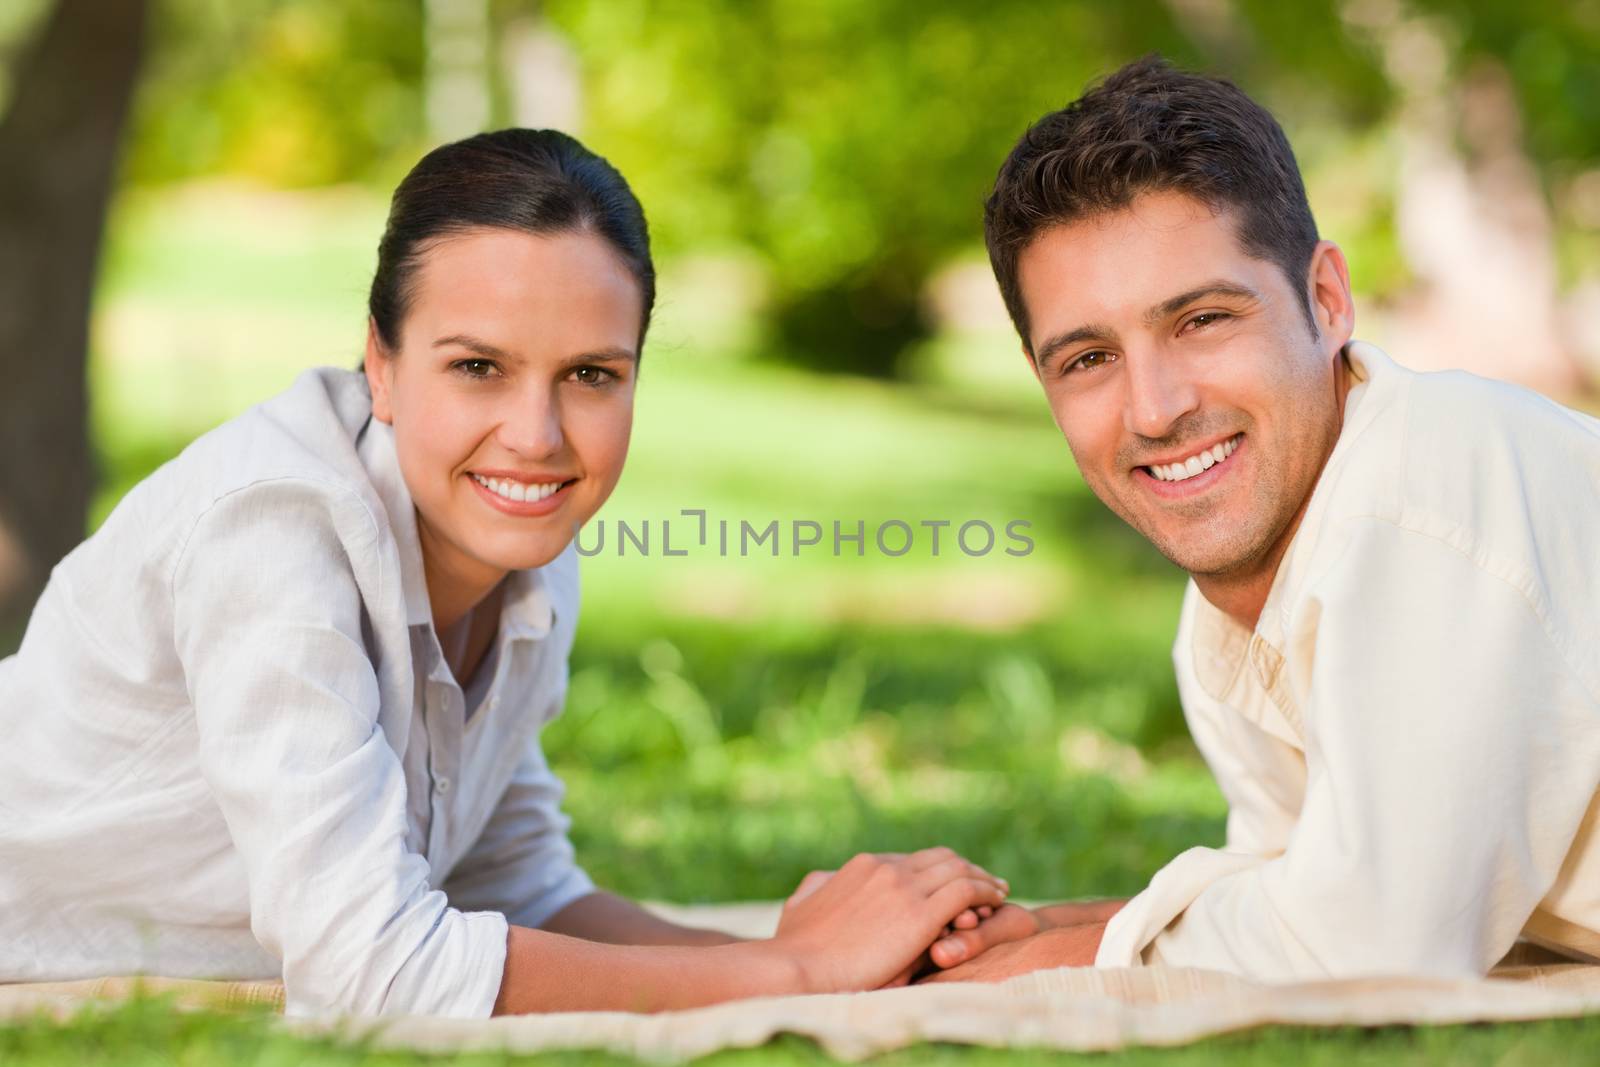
[1016,191,1349,580]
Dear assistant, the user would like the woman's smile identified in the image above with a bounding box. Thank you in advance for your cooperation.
[467,470,578,516]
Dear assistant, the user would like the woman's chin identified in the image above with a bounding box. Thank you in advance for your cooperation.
[480,537,573,572]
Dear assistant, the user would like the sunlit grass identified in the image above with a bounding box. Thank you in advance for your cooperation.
[6,994,1600,1066]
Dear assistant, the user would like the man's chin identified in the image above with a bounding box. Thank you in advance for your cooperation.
[1140,523,1266,579]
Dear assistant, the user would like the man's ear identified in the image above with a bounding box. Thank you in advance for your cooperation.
[364,319,395,425]
[1306,240,1355,356]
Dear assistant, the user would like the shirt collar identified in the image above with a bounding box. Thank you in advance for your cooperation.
[1186,339,1392,695]
[355,409,556,642]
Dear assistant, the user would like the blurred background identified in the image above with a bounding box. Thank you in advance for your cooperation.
[1,0,1597,903]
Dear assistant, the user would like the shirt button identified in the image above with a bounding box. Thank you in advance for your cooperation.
[435,776,452,795]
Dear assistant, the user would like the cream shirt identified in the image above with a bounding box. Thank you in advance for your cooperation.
[1097,341,1600,980]
[0,367,594,1017]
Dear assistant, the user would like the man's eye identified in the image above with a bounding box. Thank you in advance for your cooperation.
[1185,312,1231,331]
[1067,350,1116,374]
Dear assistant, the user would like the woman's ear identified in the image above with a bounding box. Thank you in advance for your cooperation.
[364,319,396,425]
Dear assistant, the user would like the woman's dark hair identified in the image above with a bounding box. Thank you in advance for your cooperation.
[368,128,655,353]
[984,55,1319,351]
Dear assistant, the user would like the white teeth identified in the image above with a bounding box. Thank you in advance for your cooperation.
[1148,436,1240,483]
[472,473,564,503]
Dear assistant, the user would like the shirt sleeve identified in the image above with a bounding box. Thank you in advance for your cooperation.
[442,723,596,930]
[1099,519,1600,979]
[1174,618,1306,858]
[172,480,509,1017]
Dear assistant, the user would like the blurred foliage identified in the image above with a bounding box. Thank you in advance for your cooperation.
[1410,0,1600,165]
[123,0,425,187]
[539,0,1391,376]
[6,0,1595,374]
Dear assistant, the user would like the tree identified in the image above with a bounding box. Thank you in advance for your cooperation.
[0,0,149,647]
[540,0,1390,378]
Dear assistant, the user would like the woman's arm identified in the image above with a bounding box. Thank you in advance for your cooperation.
[493,848,1007,1014]
[540,891,739,947]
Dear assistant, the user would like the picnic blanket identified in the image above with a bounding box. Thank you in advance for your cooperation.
[5,903,1600,1060]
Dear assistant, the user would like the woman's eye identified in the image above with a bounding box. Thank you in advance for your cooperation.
[452,358,498,378]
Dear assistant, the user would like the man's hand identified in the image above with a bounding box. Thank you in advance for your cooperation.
[920,921,1109,984]
[928,899,1126,970]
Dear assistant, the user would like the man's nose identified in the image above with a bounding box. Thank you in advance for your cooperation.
[1122,349,1200,440]
[498,388,565,457]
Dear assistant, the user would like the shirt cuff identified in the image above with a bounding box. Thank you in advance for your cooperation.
[1095,847,1265,967]
[284,908,511,1019]
[507,865,597,931]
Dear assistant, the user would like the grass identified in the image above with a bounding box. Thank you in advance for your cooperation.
[7,181,1596,1062]
[6,995,1600,1066]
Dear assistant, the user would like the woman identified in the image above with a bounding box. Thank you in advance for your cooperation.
[0,130,1008,1016]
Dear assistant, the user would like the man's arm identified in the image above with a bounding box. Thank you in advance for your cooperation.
[923,914,1116,982]
[1107,521,1600,978]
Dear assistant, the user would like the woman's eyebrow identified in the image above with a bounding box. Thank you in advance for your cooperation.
[560,347,638,367]
[433,334,514,359]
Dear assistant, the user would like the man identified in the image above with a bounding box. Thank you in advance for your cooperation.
[926,56,1600,982]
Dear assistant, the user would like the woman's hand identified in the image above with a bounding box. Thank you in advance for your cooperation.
[768,847,1009,994]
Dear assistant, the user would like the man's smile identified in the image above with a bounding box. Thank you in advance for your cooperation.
[1133,433,1245,499]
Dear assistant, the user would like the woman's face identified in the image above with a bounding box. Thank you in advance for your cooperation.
[365,226,641,595]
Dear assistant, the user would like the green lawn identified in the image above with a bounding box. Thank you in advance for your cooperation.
[7,182,1595,1062]
[7,995,1600,1066]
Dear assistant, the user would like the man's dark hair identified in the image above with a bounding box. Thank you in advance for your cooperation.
[984,55,1319,350]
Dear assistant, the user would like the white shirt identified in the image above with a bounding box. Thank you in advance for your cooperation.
[0,367,594,1017]
[1097,341,1600,980]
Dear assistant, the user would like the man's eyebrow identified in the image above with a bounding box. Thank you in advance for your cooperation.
[1034,323,1117,371]
[1142,282,1262,327]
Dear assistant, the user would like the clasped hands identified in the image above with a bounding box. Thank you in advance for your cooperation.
[775,848,1123,989]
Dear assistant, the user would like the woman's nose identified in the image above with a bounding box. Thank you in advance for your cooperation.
[497,389,565,457]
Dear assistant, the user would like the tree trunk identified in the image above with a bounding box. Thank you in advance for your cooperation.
[0,0,149,651]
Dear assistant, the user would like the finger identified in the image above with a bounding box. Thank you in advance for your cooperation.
[977,905,994,919]
[786,869,834,907]
[905,846,958,872]
[883,948,930,989]
[929,905,1038,969]
[906,848,1004,887]
[927,878,1008,932]
[951,908,980,930]
[914,857,1010,897]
